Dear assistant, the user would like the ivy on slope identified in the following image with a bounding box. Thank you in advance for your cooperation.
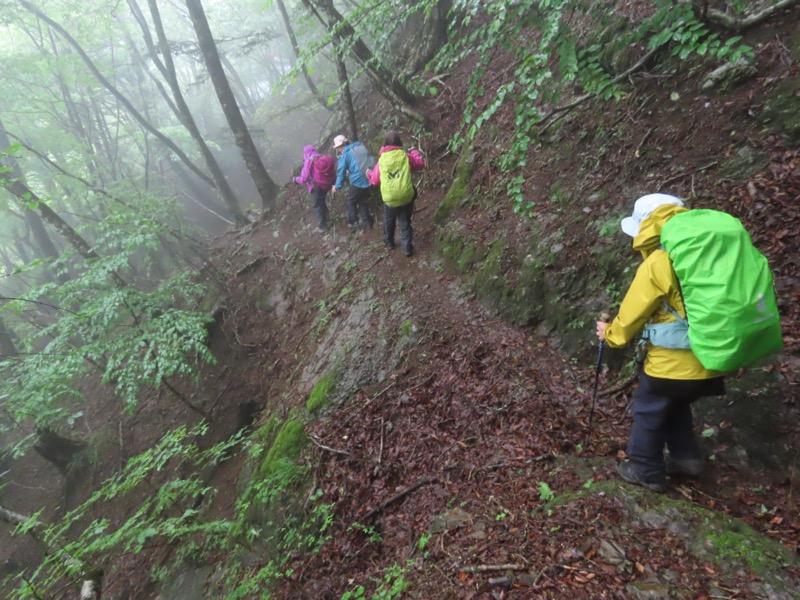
[430,0,753,214]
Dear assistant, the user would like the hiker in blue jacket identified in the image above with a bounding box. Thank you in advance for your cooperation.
[331,134,374,231]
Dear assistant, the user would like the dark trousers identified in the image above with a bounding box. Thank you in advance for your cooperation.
[627,373,724,483]
[346,185,374,228]
[310,187,329,230]
[383,202,414,252]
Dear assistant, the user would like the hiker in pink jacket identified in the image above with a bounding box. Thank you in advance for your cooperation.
[295,144,335,234]
[368,131,425,256]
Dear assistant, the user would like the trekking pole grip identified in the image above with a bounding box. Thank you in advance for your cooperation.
[596,312,611,369]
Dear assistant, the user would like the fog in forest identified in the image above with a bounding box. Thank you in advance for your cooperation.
[1,0,335,248]
[7,1,796,598]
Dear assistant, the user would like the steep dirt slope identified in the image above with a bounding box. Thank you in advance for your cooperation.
[205,9,800,599]
[207,180,797,599]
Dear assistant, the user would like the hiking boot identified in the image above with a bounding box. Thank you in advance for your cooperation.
[403,243,415,257]
[385,240,396,250]
[665,456,704,477]
[617,461,666,493]
[317,226,328,234]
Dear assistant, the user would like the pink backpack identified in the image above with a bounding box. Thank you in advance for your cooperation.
[312,155,337,191]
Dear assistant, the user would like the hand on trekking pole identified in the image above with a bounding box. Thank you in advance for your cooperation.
[595,312,611,341]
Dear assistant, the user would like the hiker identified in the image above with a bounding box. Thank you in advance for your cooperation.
[368,130,425,257]
[331,134,375,231]
[294,144,335,234]
[595,194,727,493]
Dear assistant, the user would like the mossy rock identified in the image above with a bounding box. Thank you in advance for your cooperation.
[694,369,792,473]
[471,240,509,309]
[435,223,625,355]
[306,372,339,413]
[434,147,475,224]
[539,457,799,597]
[237,415,310,547]
[760,75,800,142]
[259,417,307,478]
[719,145,770,181]
[435,223,488,271]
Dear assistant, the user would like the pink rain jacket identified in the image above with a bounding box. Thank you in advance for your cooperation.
[367,146,425,186]
[295,144,320,193]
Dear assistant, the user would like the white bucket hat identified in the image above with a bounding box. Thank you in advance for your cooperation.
[620,193,684,237]
[333,134,349,149]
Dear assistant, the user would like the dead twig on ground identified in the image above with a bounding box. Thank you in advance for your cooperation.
[657,161,718,190]
[472,454,551,476]
[598,370,639,397]
[635,127,655,158]
[363,476,437,520]
[309,434,351,457]
[355,254,385,276]
[235,255,268,277]
[694,0,800,32]
[458,563,528,573]
[377,417,385,466]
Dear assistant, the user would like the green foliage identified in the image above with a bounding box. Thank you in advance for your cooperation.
[4,416,330,599]
[6,423,240,598]
[399,319,414,337]
[340,562,409,600]
[349,521,383,543]
[537,481,555,502]
[1,211,215,444]
[430,0,753,214]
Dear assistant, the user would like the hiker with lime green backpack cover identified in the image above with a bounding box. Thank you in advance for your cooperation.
[368,130,426,257]
[595,194,782,493]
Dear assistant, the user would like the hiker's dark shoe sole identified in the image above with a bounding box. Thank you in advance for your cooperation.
[665,457,704,477]
[617,461,666,493]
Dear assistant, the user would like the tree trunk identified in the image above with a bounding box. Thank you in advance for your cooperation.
[219,52,256,117]
[186,0,279,218]
[18,1,222,193]
[335,52,359,141]
[307,0,425,124]
[0,316,18,357]
[275,0,332,111]
[0,118,66,282]
[33,428,88,476]
[0,169,127,288]
[43,27,105,185]
[142,0,248,227]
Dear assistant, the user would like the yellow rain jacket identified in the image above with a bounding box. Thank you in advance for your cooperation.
[604,204,724,380]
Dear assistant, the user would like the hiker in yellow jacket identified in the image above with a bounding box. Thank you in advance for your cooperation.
[596,194,725,492]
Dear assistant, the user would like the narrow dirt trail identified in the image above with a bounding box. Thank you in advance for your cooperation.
[214,188,798,599]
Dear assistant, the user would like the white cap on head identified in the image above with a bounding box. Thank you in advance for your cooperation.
[333,134,349,149]
[620,193,684,237]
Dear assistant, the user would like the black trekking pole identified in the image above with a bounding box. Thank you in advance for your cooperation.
[585,312,611,446]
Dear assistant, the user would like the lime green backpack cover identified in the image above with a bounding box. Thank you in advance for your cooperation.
[660,209,782,371]
[378,149,414,207]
